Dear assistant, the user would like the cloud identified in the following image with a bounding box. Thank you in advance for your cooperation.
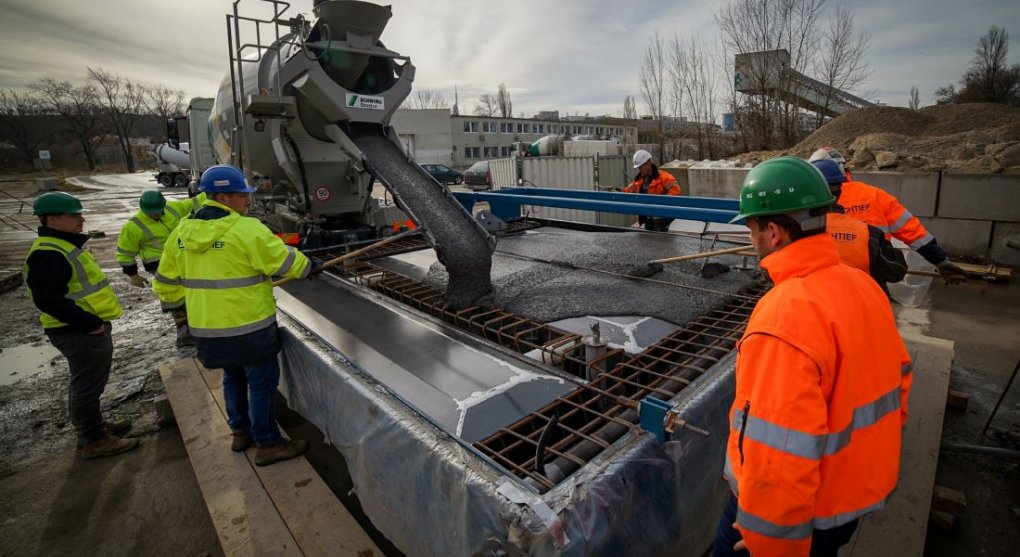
[1,0,1018,115]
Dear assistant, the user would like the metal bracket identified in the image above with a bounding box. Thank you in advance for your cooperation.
[639,396,711,443]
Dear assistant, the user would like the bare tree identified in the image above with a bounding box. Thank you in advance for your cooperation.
[406,88,450,110]
[813,4,871,127]
[908,86,921,109]
[32,78,105,170]
[145,84,186,143]
[473,93,499,116]
[937,26,1020,105]
[88,67,147,172]
[496,83,513,118]
[622,95,638,120]
[670,34,720,159]
[640,32,668,160]
[0,89,52,166]
[716,0,832,149]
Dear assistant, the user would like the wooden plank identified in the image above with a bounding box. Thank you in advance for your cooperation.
[159,358,302,557]
[841,333,954,557]
[931,486,967,517]
[195,363,382,557]
[954,261,1012,281]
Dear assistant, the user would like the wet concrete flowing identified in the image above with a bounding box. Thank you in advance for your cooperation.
[423,227,764,326]
[351,127,494,309]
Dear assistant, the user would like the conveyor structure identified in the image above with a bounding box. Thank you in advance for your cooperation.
[735,49,875,117]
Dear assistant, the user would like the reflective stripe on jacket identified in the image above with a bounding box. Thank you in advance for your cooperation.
[25,236,123,328]
[624,169,681,195]
[152,198,310,338]
[838,180,932,249]
[116,193,206,268]
[725,233,912,557]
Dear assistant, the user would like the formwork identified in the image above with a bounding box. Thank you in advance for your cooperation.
[275,223,764,556]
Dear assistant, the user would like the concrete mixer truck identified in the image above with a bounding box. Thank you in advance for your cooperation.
[172,0,494,307]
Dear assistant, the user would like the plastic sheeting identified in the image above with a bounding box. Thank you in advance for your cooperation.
[277,311,737,557]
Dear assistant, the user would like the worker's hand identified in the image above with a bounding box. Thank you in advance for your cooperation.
[732,523,747,552]
[128,274,149,288]
[936,260,967,285]
[308,257,326,279]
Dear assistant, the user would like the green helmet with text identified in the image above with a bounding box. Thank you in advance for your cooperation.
[730,157,835,224]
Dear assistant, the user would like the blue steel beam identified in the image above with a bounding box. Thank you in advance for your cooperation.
[452,189,740,224]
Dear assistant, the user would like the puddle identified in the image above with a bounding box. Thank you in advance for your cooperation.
[0,343,60,386]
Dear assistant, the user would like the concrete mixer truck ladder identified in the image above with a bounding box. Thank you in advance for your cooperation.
[225,0,302,168]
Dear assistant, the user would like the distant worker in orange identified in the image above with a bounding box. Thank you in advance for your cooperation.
[812,159,907,292]
[624,149,681,232]
[809,147,966,283]
[715,157,913,557]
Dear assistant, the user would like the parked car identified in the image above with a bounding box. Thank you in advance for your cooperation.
[421,163,463,185]
[463,161,492,190]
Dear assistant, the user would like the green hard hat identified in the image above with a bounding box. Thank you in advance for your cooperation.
[33,191,84,216]
[139,190,167,213]
[730,157,835,224]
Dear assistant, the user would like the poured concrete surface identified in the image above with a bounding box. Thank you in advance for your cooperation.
[275,277,573,442]
[423,227,761,326]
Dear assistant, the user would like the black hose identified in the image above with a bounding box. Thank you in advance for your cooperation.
[535,411,561,477]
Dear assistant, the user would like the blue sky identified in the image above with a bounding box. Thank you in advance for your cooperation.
[1,0,1018,119]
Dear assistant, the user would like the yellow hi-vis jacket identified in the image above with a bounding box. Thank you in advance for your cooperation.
[152,199,310,338]
[25,236,123,328]
[116,193,206,270]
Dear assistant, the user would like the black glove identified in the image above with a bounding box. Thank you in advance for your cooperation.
[308,257,326,279]
[936,260,967,285]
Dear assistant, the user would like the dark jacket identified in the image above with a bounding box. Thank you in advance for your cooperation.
[26,227,105,334]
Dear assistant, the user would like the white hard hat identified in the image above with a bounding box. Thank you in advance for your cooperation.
[808,147,846,165]
[633,149,653,168]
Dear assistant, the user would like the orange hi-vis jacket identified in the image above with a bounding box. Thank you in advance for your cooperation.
[827,211,870,273]
[725,233,913,557]
[624,169,681,196]
[838,180,932,249]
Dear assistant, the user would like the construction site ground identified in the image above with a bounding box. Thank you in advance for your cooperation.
[0,173,1017,556]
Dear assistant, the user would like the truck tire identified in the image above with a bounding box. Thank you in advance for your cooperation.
[158,174,173,187]
[174,174,188,188]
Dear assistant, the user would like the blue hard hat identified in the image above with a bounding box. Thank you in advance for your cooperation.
[199,165,256,193]
[811,159,847,186]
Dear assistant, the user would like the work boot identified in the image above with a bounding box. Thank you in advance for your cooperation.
[76,420,133,448]
[175,324,195,348]
[104,419,132,436]
[231,431,253,452]
[81,433,139,460]
[254,438,309,467]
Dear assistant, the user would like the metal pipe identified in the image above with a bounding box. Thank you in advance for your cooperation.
[940,443,1020,459]
[982,357,1020,437]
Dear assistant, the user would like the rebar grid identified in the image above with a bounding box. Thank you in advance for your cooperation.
[312,223,766,491]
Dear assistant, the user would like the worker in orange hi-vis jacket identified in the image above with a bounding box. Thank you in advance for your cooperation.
[808,147,966,284]
[715,157,913,557]
[624,149,681,232]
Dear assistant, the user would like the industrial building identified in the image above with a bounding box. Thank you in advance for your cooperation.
[391,109,639,168]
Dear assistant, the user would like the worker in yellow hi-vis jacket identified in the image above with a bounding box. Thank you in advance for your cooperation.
[116,189,204,346]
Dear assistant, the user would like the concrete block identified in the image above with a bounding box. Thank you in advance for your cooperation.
[686,168,749,199]
[918,217,992,256]
[0,269,23,294]
[937,174,1020,221]
[853,171,939,217]
[990,221,1020,266]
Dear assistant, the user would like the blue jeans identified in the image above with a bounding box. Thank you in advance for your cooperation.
[713,493,858,557]
[222,356,282,446]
